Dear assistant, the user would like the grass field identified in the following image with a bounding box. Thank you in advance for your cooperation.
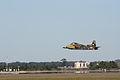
[0,73,120,80]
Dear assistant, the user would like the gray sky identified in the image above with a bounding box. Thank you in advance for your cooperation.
[0,0,120,62]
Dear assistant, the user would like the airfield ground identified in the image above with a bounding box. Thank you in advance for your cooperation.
[0,73,120,80]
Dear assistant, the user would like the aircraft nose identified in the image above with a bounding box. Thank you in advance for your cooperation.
[63,47,67,48]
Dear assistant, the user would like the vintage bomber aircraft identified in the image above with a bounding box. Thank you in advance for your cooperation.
[63,40,100,50]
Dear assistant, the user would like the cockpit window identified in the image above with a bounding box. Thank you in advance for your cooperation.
[70,42,79,45]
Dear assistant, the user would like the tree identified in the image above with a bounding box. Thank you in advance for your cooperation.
[60,58,67,67]
[98,61,118,69]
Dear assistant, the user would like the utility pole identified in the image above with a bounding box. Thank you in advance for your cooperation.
[18,66,20,71]
[6,62,8,72]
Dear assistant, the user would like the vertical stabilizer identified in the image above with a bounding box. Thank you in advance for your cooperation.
[92,40,96,47]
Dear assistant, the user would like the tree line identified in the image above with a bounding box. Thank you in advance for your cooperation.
[89,61,118,70]
[0,61,74,71]
[0,59,120,71]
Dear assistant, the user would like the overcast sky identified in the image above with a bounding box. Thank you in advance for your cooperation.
[0,0,120,62]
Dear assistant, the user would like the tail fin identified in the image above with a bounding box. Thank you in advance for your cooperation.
[92,40,96,47]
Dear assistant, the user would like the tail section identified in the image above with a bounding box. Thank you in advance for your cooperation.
[94,46,100,50]
[92,40,96,47]
[92,40,100,50]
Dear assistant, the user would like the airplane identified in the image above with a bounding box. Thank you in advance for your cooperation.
[63,40,100,50]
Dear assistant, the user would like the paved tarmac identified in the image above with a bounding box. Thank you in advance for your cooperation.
[0,72,120,76]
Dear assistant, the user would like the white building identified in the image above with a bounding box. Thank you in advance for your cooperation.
[74,61,90,69]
